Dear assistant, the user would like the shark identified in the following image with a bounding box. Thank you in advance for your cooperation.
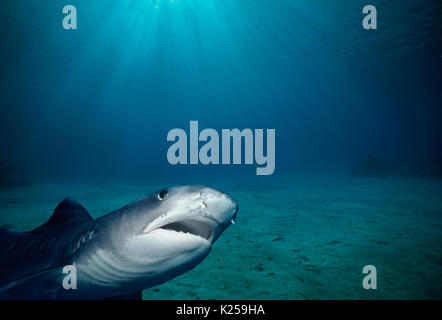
[0,185,238,299]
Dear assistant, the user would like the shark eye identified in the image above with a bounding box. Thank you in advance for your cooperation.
[158,190,168,201]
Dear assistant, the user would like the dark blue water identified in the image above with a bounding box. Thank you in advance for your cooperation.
[1,0,440,183]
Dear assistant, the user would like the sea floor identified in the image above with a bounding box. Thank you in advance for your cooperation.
[0,176,441,299]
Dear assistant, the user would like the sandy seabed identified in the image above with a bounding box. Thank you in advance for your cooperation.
[1,176,441,299]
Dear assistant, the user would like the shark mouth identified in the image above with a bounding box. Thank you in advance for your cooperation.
[160,219,213,240]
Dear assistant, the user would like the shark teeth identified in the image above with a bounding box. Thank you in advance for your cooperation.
[231,219,235,225]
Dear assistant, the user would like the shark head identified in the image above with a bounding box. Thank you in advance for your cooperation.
[141,185,238,244]
[76,185,238,296]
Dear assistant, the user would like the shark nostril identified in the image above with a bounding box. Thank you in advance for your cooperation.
[202,200,208,208]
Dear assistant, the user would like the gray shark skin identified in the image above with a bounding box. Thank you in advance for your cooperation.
[0,186,238,299]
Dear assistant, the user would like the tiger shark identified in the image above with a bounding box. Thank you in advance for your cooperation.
[0,186,238,299]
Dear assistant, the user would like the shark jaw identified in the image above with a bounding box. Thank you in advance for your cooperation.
[141,187,238,244]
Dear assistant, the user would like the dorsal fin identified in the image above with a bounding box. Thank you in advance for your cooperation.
[31,197,93,234]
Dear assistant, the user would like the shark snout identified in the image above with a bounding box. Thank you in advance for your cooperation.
[197,188,238,243]
[200,188,238,225]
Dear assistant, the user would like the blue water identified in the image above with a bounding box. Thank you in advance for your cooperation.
[0,0,441,299]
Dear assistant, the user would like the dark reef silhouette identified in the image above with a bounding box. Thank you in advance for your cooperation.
[351,155,392,178]
[351,155,442,179]
[0,161,32,189]
[407,156,442,179]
